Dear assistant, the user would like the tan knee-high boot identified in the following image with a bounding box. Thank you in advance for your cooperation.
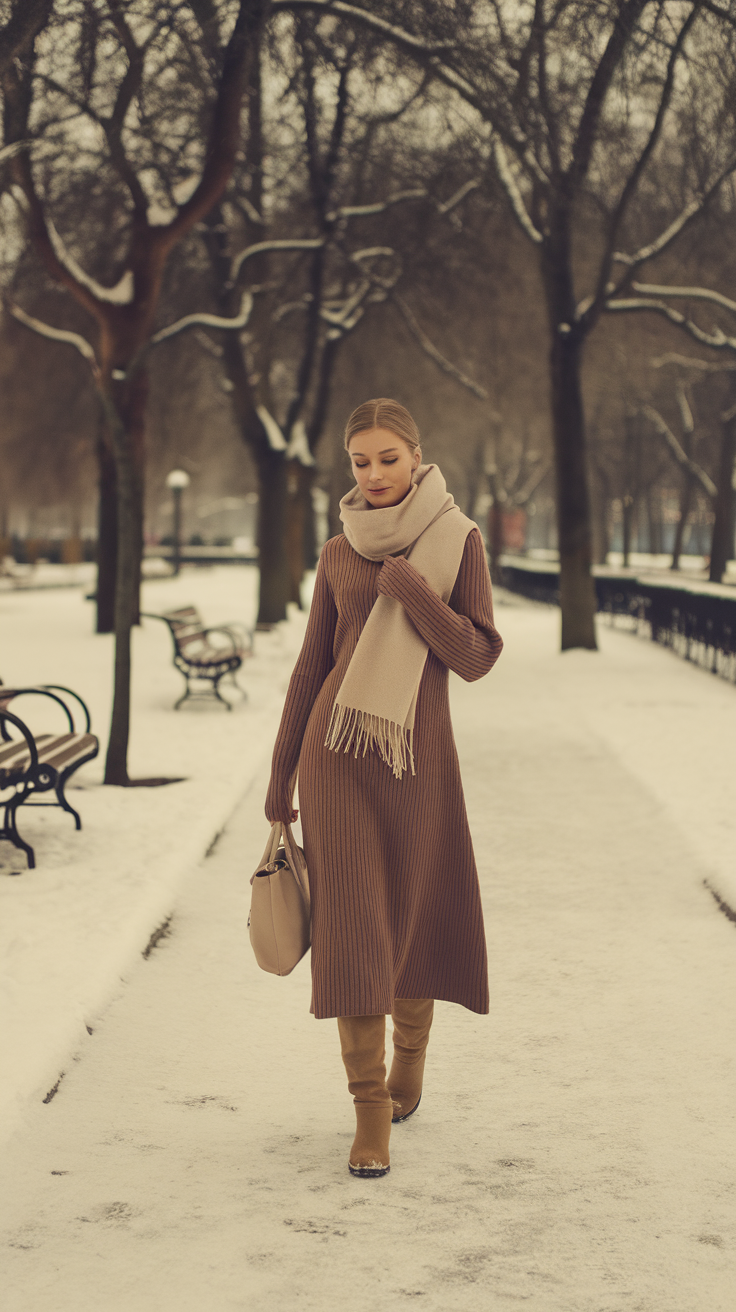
[337,1014,393,1178]
[388,998,434,1123]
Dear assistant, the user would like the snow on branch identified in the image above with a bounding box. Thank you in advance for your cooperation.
[285,419,316,467]
[47,220,134,305]
[437,178,480,215]
[675,380,694,437]
[612,199,702,269]
[229,238,324,285]
[150,292,253,346]
[6,302,98,370]
[492,140,543,245]
[331,188,427,222]
[652,352,736,373]
[642,404,717,497]
[0,140,33,164]
[349,246,396,263]
[256,405,288,452]
[393,295,489,400]
[321,280,372,332]
[632,282,736,316]
[604,297,736,351]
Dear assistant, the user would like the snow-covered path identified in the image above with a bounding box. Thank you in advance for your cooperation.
[1,599,734,1311]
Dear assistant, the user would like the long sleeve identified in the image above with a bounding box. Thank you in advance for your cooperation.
[265,548,338,821]
[377,527,503,682]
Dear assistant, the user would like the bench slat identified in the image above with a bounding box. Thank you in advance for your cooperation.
[0,733,97,781]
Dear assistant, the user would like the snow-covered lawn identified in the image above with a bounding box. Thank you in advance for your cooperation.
[0,567,308,1143]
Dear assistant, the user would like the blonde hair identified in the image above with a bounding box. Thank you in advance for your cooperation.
[344,398,421,453]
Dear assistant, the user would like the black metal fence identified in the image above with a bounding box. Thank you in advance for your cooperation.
[500,558,736,682]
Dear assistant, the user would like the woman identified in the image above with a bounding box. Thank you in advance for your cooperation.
[265,398,503,1178]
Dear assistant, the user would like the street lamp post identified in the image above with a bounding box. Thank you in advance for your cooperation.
[165,469,190,576]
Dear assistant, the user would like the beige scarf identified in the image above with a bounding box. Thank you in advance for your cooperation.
[324,463,474,779]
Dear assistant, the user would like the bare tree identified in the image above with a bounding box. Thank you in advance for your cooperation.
[642,356,736,578]
[3,0,267,784]
[275,0,736,647]
[199,18,479,622]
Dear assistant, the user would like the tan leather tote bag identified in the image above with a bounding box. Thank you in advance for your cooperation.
[248,821,310,976]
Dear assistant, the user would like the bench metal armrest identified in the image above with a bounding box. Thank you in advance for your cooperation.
[0,687,75,732]
[0,709,40,774]
[206,623,253,652]
[40,685,92,732]
[203,625,239,652]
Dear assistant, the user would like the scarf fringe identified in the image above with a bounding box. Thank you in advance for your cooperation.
[324,702,415,780]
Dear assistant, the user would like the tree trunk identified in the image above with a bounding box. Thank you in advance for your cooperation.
[104,428,140,785]
[255,447,289,626]
[486,475,505,584]
[284,461,316,602]
[590,462,610,566]
[647,489,662,557]
[285,461,306,606]
[96,430,117,633]
[548,329,597,649]
[102,369,147,784]
[709,413,736,583]
[622,495,633,567]
[303,475,318,570]
[671,476,693,571]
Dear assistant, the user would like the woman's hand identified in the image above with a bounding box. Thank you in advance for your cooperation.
[377,556,402,598]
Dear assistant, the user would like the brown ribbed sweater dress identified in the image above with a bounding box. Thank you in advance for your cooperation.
[265,525,503,1019]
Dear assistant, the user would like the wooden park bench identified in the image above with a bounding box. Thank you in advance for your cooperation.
[142,606,253,709]
[0,685,99,869]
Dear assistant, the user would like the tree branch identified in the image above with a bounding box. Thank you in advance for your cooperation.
[101,0,150,217]
[492,139,543,243]
[271,0,451,56]
[437,177,481,215]
[588,5,702,313]
[6,302,99,373]
[509,459,553,508]
[330,187,428,222]
[632,281,736,315]
[150,291,253,346]
[568,0,650,191]
[652,352,736,373]
[162,0,267,248]
[675,379,694,437]
[604,297,736,350]
[641,404,717,496]
[393,295,489,400]
[229,237,325,285]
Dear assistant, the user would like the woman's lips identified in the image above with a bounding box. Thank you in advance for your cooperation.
[368,487,390,494]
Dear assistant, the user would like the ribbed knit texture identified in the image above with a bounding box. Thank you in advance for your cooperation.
[265,527,503,1019]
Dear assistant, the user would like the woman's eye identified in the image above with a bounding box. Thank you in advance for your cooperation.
[355,462,368,469]
[383,459,397,466]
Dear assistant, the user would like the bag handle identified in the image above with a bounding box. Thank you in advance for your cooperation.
[280,821,310,909]
[257,821,283,874]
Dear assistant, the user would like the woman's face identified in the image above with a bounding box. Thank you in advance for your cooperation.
[348,427,421,508]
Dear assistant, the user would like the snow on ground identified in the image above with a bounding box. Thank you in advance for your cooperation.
[520,601,736,915]
[0,590,733,1311]
[0,566,309,1143]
